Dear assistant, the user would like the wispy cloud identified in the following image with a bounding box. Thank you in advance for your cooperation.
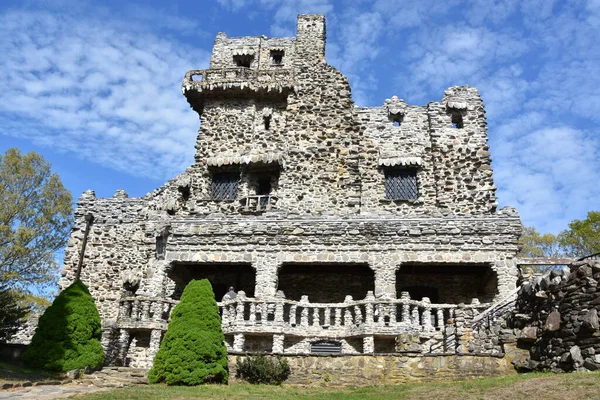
[0,8,210,180]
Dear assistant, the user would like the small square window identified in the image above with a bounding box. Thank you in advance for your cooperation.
[451,112,463,129]
[211,171,239,200]
[270,50,284,66]
[390,113,403,127]
[384,168,418,200]
[233,54,253,68]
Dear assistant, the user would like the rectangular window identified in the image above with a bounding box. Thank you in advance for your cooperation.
[384,169,418,200]
[270,50,284,66]
[211,171,239,200]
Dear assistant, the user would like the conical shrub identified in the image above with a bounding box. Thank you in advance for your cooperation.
[148,279,228,385]
[22,280,104,372]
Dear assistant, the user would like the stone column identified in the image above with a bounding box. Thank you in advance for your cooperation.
[373,260,397,299]
[363,336,375,354]
[117,329,130,366]
[254,255,279,298]
[147,329,163,369]
[233,333,245,352]
[273,334,285,354]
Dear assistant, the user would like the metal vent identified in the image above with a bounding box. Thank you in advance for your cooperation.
[384,169,418,200]
[211,172,239,200]
[311,341,342,355]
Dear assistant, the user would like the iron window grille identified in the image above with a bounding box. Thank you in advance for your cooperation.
[211,171,239,200]
[384,168,418,200]
[311,341,342,355]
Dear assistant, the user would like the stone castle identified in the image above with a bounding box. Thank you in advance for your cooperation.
[58,15,526,376]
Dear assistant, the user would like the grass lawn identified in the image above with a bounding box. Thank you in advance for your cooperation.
[0,361,62,385]
[72,372,600,400]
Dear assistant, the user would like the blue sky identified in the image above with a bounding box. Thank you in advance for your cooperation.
[0,0,599,234]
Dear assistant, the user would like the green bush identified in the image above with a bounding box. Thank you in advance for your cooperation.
[148,279,228,385]
[22,280,104,372]
[236,354,291,385]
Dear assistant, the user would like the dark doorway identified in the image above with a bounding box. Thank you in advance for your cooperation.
[168,262,255,300]
[277,263,374,303]
[396,263,497,304]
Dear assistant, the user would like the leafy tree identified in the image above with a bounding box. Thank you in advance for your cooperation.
[558,211,600,257]
[149,279,228,385]
[0,148,72,289]
[519,226,562,258]
[22,280,104,372]
[0,284,29,342]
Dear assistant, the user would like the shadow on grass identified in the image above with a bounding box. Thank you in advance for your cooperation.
[0,361,62,384]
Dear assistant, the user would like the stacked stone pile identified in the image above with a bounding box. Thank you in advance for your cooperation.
[510,260,600,372]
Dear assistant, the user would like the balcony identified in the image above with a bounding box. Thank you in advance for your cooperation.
[182,68,295,96]
[239,195,278,213]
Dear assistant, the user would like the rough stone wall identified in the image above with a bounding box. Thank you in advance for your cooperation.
[510,259,600,372]
[229,354,514,385]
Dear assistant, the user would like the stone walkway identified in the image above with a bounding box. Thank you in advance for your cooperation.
[0,383,106,399]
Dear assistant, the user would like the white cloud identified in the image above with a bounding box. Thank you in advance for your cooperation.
[0,9,210,180]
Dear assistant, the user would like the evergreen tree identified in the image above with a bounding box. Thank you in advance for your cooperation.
[0,285,28,342]
[148,279,228,385]
[22,280,104,372]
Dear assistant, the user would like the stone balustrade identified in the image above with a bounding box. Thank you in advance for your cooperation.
[239,195,278,213]
[182,68,295,94]
[117,296,179,330]
[116,292,489,338]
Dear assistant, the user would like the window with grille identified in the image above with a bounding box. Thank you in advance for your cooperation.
[384,168,418,200]
[211,171,239,200]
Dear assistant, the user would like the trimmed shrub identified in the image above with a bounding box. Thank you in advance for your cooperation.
[236,354,291,385]
[22,280,104,372]
[148,279,228,385]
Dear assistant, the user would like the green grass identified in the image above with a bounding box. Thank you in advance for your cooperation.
[71,372,600,400]
[0,361,62,384]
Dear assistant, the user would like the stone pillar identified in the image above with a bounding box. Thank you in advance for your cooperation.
[147,329,163,369]
[373,261,396,299]
[273,334,285,354]
[254,256,279,298]
[363,336,375,354]
[233,333,245,352]
[117,329,130,366]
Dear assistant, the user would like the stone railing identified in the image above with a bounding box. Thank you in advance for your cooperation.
[116,293,489,338]
[218,293,489,337]
[117,296,179,329]
[239,195,278,213]
[182,68,295,94]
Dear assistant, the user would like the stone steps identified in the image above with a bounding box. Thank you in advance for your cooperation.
[76,367,149,388]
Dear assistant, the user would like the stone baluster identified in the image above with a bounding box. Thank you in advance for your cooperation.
[233,333,245,352]
[411,305,420,326]
[363,336,375,354]
[236,299,245,323]
[221,303,230,323]
[249,302,256,323]
[150,301,161,322]
[354,305,363,326]
[344,308,353,326]
[300,307,309,327]
[334,308,342,326]
[117,329,130,365]
[132,299,141,321]
[141,300,151,322]
[300,296,309,327]
[377,304,385,326]
[275,301,284,324]
[289,304,297,326]
[437,308,445,330]
[312,307,320,327]
[272,334,284,354]
[401,292,411,323]
[323,307,331,327]
[389,302,397,325]
[422,297,432,331]
[365,302,374,326]
[118,299,129,320]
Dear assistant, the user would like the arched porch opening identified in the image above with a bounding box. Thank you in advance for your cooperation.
[277,263,374,303]
[168,262,255,300]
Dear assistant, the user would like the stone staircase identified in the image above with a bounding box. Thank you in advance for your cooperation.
[75,367,148,388]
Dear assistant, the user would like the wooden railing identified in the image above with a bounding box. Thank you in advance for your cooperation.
[239,195,278,213]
